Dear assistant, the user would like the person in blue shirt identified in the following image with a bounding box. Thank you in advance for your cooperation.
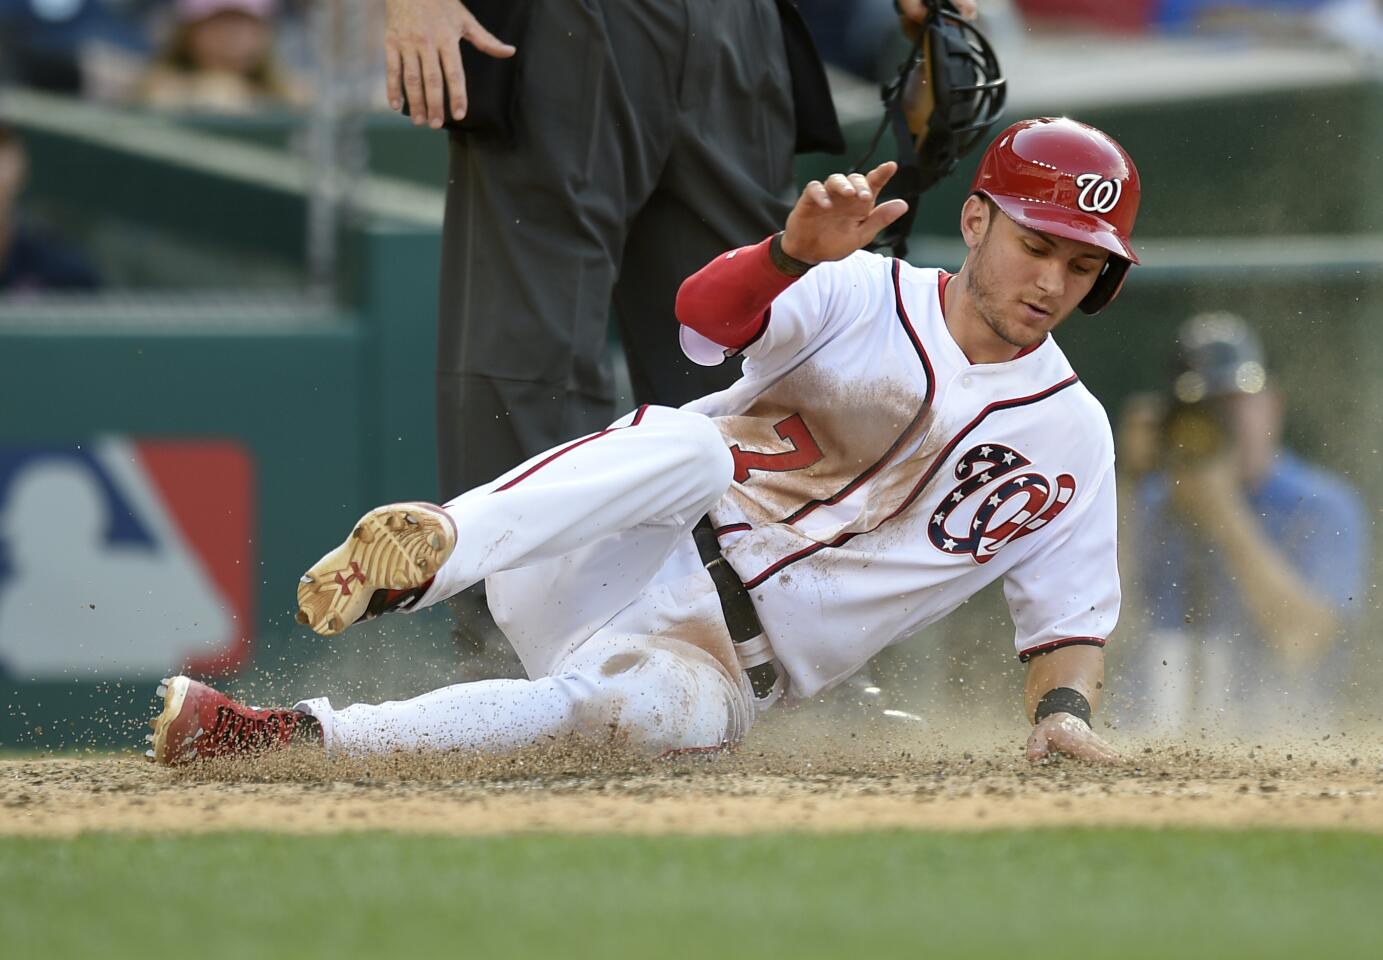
[1120,312,1368,733]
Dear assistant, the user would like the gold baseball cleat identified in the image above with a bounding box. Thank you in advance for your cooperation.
[295,502,456,637]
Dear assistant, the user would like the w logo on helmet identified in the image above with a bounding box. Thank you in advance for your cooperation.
[1075,173,1123,214]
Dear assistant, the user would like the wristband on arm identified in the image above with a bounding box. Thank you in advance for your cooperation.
[1033,687,1092,727]
[769,232,816,278]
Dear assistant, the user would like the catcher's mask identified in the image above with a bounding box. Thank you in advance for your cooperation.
[859,1,1006,257]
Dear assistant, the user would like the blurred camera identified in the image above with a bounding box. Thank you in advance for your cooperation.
[1159,312,1268,463]
[1162,398,1228,461]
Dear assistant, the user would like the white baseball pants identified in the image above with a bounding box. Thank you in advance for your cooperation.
[296,406,757,756]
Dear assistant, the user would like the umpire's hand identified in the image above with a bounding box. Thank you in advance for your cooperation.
[385,0,517,129]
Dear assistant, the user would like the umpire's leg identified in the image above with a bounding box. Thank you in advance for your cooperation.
[435,0,690,671]
[436,136,619,497]
[436,0,697,492]
[614,0,796,408]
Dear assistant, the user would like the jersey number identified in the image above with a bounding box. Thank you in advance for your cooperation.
[729,414,824,483]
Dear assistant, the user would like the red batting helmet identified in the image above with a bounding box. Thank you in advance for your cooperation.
[971,117,1141,315]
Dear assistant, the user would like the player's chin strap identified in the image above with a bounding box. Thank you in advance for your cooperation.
[692,517,785,707]
[855,1,1006,259]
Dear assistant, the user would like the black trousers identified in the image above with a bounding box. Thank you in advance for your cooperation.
[436,0,798,496]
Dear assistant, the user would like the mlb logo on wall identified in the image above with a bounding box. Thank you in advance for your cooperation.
[0,437,254,680]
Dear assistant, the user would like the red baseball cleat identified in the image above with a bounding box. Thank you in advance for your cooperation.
[295,502,457,637]
[145,675,320,766]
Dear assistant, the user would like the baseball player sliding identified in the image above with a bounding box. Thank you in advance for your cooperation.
[149,118,1140,767]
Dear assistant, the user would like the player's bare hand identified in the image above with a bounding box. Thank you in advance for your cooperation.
[385,0,516,129]
[780,163,909,265]
[898,0,979,23]
[1026,714,1121,765]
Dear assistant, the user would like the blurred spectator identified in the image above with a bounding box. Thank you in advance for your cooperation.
[1154,0,1331,32]
[1118,313,1368,733]
[1020,0,1333,34]
[1014,0,1382,49]
[0,0,149,94]
[138,0,303,112]
[1012,0,1159,32]
[0,124,101,293]
[798,0,902,78]
[1156,0,1383,55]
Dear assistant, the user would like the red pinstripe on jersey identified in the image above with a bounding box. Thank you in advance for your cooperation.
[493,405,650,493]
[1017,636,1106,663]
[773,259,939,527]
[741,375,1080,589]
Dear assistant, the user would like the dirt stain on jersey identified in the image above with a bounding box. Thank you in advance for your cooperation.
[725,404,953,595]
[846,407,956,536]
[713,362,930,526]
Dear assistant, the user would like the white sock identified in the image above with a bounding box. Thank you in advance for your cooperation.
[295,636,748,757]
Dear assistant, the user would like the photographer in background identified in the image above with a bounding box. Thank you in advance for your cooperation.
[1118,313,1368,733]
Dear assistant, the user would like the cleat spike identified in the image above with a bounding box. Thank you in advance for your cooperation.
[300,574,313,584]
[156,684,168,698]
[145,749,155,759]
[404,513,418,525]
[145,734,155,743]
[428,533,441,550]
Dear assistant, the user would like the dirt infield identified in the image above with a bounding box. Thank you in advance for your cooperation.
[4,713,1381,837]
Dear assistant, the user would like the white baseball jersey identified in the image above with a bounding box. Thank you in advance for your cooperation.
[682,250,1119,697]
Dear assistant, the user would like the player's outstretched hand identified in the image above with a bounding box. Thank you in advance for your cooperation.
[385,0,517,129]
[780,162,910,266]
[1025,714,1122,765]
